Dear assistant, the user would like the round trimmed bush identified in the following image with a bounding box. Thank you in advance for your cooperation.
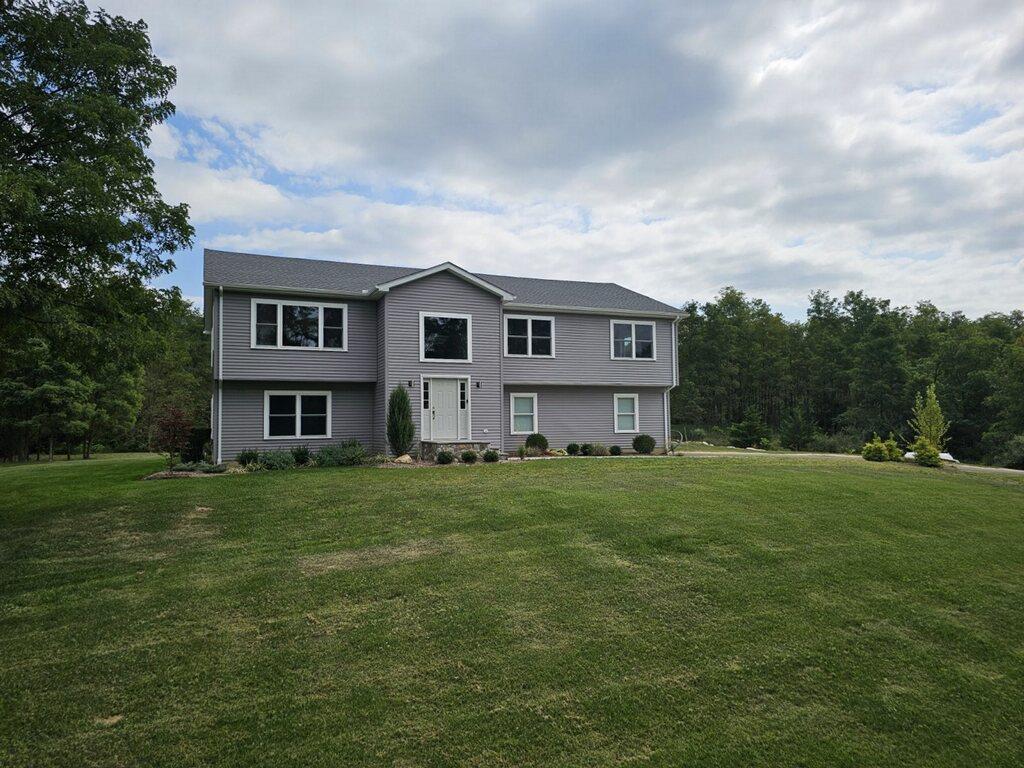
[580,443,594,456]
[461,450,478,464]
[911,437,941,467]
[436,449,455,465]
[632,434,656,454]
[524,433,548,451]
[482,449,500,463]
[566,442,580,456]
[609,445,622,456]
[861,435,888,462]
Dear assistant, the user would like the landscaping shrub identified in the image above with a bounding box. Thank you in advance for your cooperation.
[524,433,548,451]
[461,450,478,464]
[203,463,227,474]
[579,443,594,456]
[566,442,580,456]
[861,435,888,462]
[436,449,454,465]
[525,446,545,457]
[632,434,656,454]
[153,405,193,469]
[236,449,259,467]
[609,445,622,456]
[363,453,389,465]
[482,449,500,463]
[257,449,296,470]
[171,462,194,472]
[590,443,609,456]
[314,440,366,467]
[516,445,527,459]
[729,407,770,448]
[291,445,311,466]
[884,434,903,461]
[387,386,415,456]
[911,437,942,468]
[994,434,1024,469]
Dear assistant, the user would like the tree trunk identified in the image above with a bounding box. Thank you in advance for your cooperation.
[66,441,72,460]
[83,438,91,460]
[48,437,54,462]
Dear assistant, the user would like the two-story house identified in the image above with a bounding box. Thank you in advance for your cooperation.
[204,249,681,461]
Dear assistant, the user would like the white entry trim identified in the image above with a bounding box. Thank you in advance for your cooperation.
[420,375,472,441]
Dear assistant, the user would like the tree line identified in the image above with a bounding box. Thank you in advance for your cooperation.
[671,287,1024,466]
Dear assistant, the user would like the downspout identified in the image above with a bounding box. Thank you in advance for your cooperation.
[498,300,504,454]
[217,286,224,464]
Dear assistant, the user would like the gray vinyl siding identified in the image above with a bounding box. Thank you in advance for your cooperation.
[219,290,378,381]
[218,381,374,460]
[383,272,503,450]
[373,296,388,452]
[504,385,668,451]
[501,313,675,386]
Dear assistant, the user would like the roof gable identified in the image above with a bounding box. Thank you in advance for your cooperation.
[373,262,515,300]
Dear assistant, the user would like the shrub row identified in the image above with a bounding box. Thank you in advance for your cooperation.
[170,461,227,474]
[434,448,500,465]
[861,434,902,462]
[236,441,385,471]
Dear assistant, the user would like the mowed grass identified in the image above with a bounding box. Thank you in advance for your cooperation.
[2,455,1023,767]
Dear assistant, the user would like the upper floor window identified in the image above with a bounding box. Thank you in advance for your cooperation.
[610,320,655,360]
[420,312,472,362]
[251,299,347,351]
[505,315,554,357]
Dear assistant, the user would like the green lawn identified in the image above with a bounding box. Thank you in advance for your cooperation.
[2,454,1023,767]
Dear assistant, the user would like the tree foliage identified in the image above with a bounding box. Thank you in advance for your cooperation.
[0,0,193,308]
[908,384,950,450]
[675,288,1023,463]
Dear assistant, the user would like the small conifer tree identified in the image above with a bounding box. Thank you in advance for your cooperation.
[387,386,415,456]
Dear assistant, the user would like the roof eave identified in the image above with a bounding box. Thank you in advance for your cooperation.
[504,302,684,319]
[202,281,375,300]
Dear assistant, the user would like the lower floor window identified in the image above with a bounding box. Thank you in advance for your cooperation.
[265,391,331,438]
[614,393,639,433]
[510,393,537,435]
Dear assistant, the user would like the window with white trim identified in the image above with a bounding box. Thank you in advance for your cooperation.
[611,320,655,359]
[251,299,347,350]
[510,393,538,435]
[505,315,554,357]
[614,393,639,433]
[264,391,331,439]
[420,312,472,362]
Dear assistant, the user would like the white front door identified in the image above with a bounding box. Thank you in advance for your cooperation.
[429,378,459,440]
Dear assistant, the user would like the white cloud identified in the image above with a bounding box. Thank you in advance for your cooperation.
[107,0,1024,315]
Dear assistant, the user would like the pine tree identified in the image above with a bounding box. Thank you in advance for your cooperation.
[387,386,415,456]
[909,383,950,451]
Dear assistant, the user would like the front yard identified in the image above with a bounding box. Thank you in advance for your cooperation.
[2,454,1023,766]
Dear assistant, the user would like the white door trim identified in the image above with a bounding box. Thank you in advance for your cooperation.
[420,375,472,441]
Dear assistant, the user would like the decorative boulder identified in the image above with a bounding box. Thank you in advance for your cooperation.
[394,454,413,464]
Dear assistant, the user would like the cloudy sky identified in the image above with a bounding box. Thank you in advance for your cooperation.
[105,0,1023,318]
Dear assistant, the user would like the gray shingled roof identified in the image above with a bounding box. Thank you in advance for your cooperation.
[204,249,679,315]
